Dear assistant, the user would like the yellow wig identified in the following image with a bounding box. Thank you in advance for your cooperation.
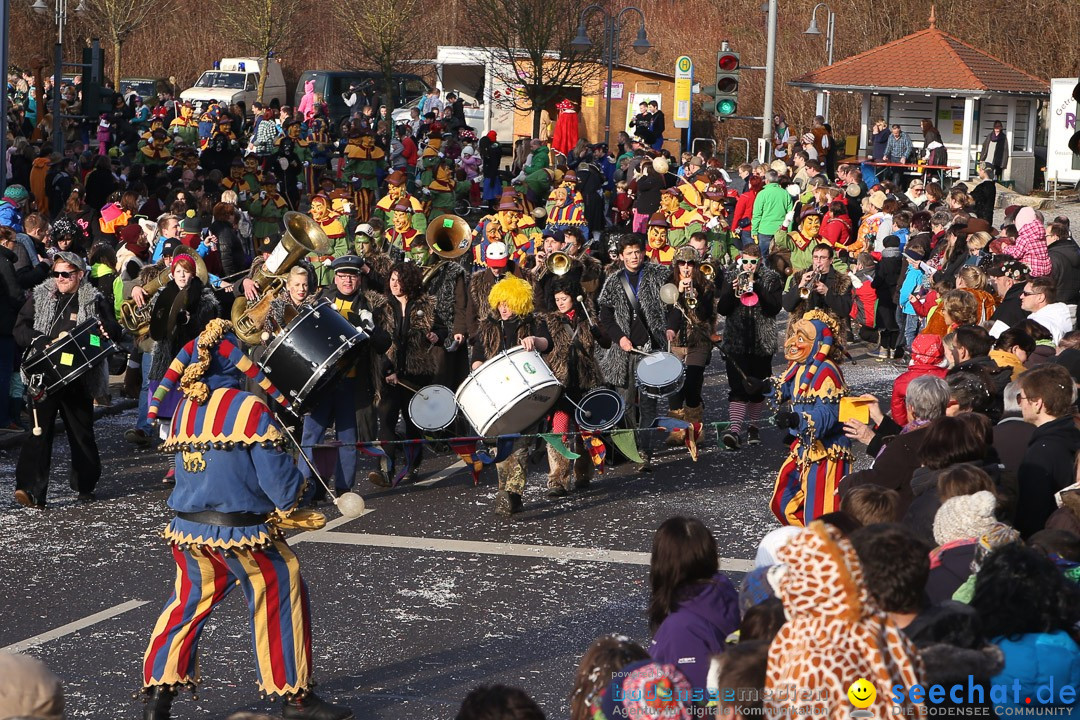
[488,275,533,316]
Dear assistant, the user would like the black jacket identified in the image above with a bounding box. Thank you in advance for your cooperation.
[633,171,663,215]
[1015,416,1080,538]
[970,179,995,223]
[988,282,1028,330]
[1048,238,1080,306]
[0,246,22,336]
[902,458,1004,542]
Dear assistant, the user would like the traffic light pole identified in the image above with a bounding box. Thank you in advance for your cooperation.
[761,0,778,161]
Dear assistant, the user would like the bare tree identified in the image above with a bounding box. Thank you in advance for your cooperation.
[217,0,304,103]
[338,0,429,115]
[82,0,175,89]
[468,0,603,136]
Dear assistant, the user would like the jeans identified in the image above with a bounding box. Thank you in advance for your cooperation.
[903,313,922,348]
[136,352,152,434]
[300,377,358,494]
[758,233,773,256]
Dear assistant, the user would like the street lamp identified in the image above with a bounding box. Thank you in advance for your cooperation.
[570,4,650,147]
[33,0,83,154]
[804,2,835,121]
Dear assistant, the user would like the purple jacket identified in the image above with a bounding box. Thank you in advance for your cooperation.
[648,573,740,691]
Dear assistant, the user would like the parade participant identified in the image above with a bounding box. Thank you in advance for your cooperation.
[13,253,123,509]
[470,190,539,267]
[353,221,391,290]
[375,262,440,485]
[663,247,716,446]
[168,101,198,146]
[597,233,670,471]
[143,251,219,484]
[543,276,604,496]
[466,241,520,339]
[342,130,385,222]
[424,238,469,388]
[247,172,287,241]
[385,199,422,259]
[544,171,587,232]
[782,243,853,327]
[306,194,349,287]
[241,154,263,193]
[701,186,733,261]
[266,265,316,335]
[275,119,309,207]
[305,255,392,494]
[221,158,254,203]
[643,212,674,265]
[471,275,552,515]
[659,186,704,248]
[374,169,426,233]
[562,226,604,298]
[772,207,824,283]
[135,130,172,167]
[717,243,783,449]
[770,310,851,526]
[426,158,457,217]
[140,319,352,720]
[530,228,573,312]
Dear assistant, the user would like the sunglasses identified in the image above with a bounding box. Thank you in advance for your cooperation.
[51,270,77,278]
[739,258,760,265]
[1020,291,1042,297]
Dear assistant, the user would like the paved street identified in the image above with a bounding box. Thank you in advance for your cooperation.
[0,350,898,719]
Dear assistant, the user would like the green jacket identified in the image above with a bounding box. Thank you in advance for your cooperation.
[750,182,792,236]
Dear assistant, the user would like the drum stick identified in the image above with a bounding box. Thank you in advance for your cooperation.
[628,347,652,357]
[278,422,338,499]
[575,296,595,327]
[392,379,421,393]
[561,394,593,418]
[31,404,42,436]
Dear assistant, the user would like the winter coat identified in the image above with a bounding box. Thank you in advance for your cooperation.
[543,307,602,397]
[596,261,669,387]
[926,540,977,604]
[648,573,740,692]
[840,422,930,517]
[970,179,995,223]
[0,199,23,232]
[632,171,663,215]
[990,632,1080,712]
[903,460,1004,542]
[781,267,853,328]
[472,312,550,366]
[730,189,757,233]
[891,365,947,426]
[1048,238,1080,306]
[717,265,783,356]
[664,275,716,367]
[750,182,792,237]
[1016,415,1080,537]
[821,211,851,248]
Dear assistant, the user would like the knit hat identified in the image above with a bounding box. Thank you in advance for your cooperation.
[179,209,200,235]
[486,130,497,141]
[1015,206,1038,229]
[933,490,998,545]
[755,526,803,568]
[739,565,778,613]
[910,333,945,366]
[769,159,788,175]
[0,652,64,720]
[903,244,927,262]
[3,184,28,203]
[592,660,694,720]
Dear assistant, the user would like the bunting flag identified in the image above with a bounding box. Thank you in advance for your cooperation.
[581,431,607,472]
[610,429,644,464]
[393,440,425,486]
[449,438,488,485]
[684,423,703,462]
[493,435,521,464]
[358,441,393,479]
[539,433,581,459]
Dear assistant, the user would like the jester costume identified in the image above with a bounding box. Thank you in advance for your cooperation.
[248,173,287,240]
[470,190,539,267]
[169,102,199,146]
[140,319,352,720]
[307,195,350,287]
[426,160,457,217]
[769,310,851,526]
[544,171,587,232]
[341,132,385,222]
[660,187,705,248]
[374,170,427,233]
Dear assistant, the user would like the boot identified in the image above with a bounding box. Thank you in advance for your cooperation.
[282,689,354,720]
[666,407,686,446]
[494,490,523,515]
[142,685,177,720]
[573,453,593,489]
[545,445,572,497]
[123,364,142,399]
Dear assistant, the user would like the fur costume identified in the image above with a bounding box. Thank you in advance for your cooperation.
[475,312,543,361]
[596,261,669,387]
[719,265,784,356]
[382,293,438,379]
[27,280,109,398]
[543,307,601,395]
[785,267,852,345]
[148,282,221,382]
[466,262,521,337]
[770,311,851,526]
[427,259,467,335]
[666,271,717,366]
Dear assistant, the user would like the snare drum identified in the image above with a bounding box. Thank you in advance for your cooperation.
[635,351,685,398]
[574,388,625,431]
[22,318,118,398]
[456,347,562,436]
[259,299,368,411]
[408,384,458,432]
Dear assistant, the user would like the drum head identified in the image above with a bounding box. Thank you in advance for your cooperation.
[409,385,458,432]
[575,389,625,431]
[636,352,684,386]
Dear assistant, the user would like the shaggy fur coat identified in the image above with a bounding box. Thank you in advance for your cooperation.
[596,261,669,387]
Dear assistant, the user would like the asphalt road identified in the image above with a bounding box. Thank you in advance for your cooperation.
[0,347,899,719]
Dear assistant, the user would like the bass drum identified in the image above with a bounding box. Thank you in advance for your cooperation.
[456,347,562,436]
[22,318,118,399]
[408,384,458,433]
[574,388,625,431]
[258,299,368,412]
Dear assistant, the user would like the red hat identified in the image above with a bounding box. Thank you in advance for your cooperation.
[910,334,945,366]
[486,131,497,141]
[485,241,509,268]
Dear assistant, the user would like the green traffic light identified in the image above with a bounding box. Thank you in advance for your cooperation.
[716,99,736,116]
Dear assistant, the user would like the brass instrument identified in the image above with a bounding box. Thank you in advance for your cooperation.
[700,262,715,281]
[231,212,331,344]
[685,284,698,310]
[735,270,759,306]
[422,214,471,286]
[545,250,572,276]
[799,271,821,300]
[120,249,208,343]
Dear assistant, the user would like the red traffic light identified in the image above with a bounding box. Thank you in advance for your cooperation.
[718,53,739,71]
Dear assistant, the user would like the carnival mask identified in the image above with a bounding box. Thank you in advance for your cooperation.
[310,198,329,222]
[393,211,412,232]
[784,320,815,363]
[660,193,680,214]
[244,156,259,173]
[497,210,521,232]
[648,226,668,249]
[800,214,822,239]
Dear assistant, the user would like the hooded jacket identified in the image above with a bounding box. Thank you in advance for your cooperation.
[648,573,739,692]
[990,631,1080,712]
[1016,415,1080,537]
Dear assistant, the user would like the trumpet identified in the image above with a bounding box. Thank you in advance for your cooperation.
[735,270,759,307]
[798,271,821,300]
[700,262,715,281]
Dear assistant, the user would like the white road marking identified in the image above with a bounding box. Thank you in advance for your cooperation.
[2,599,149,653]
[302,530,754,571]
[414,460,467,487]
[290,508,375,544]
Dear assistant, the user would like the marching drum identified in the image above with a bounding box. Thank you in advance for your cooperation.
[574,388,625,431]
[258,299,368,411]
[408,384,458,433]
[22,318,118,398]
[456,347,562,436]
[635,351,685,398]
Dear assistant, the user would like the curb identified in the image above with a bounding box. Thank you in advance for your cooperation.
[0,398,138,450]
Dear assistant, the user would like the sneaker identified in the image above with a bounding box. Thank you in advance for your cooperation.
[747,426,761,445]
[368,470,390,488]
[722,431,741,450]
[282,690,354,720]
[125,428,151,447]
[866,345,888,360]
[161,468,175,485]
[14,489,45,509]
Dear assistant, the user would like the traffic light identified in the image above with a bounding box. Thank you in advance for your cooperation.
[80,40,113,118]
[714,51,740,117]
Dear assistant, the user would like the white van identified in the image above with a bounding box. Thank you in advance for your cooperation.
[180,57,287,109]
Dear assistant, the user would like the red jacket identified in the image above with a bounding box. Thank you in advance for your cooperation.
[401,136,418,167]
[891,365,948,426]
[730,189,757,232]
[822,211,851,248]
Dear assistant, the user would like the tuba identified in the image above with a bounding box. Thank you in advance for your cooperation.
[120,248,208,345]
[422,214,471,286]
[230,211,330,344]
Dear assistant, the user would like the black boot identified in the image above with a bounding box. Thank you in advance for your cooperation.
[494,491,523,516]
[282,690,354,720]
[142,685,176,720]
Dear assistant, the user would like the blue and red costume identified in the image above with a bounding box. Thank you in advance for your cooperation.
[770,312,852,526]
[141,319,317,699]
